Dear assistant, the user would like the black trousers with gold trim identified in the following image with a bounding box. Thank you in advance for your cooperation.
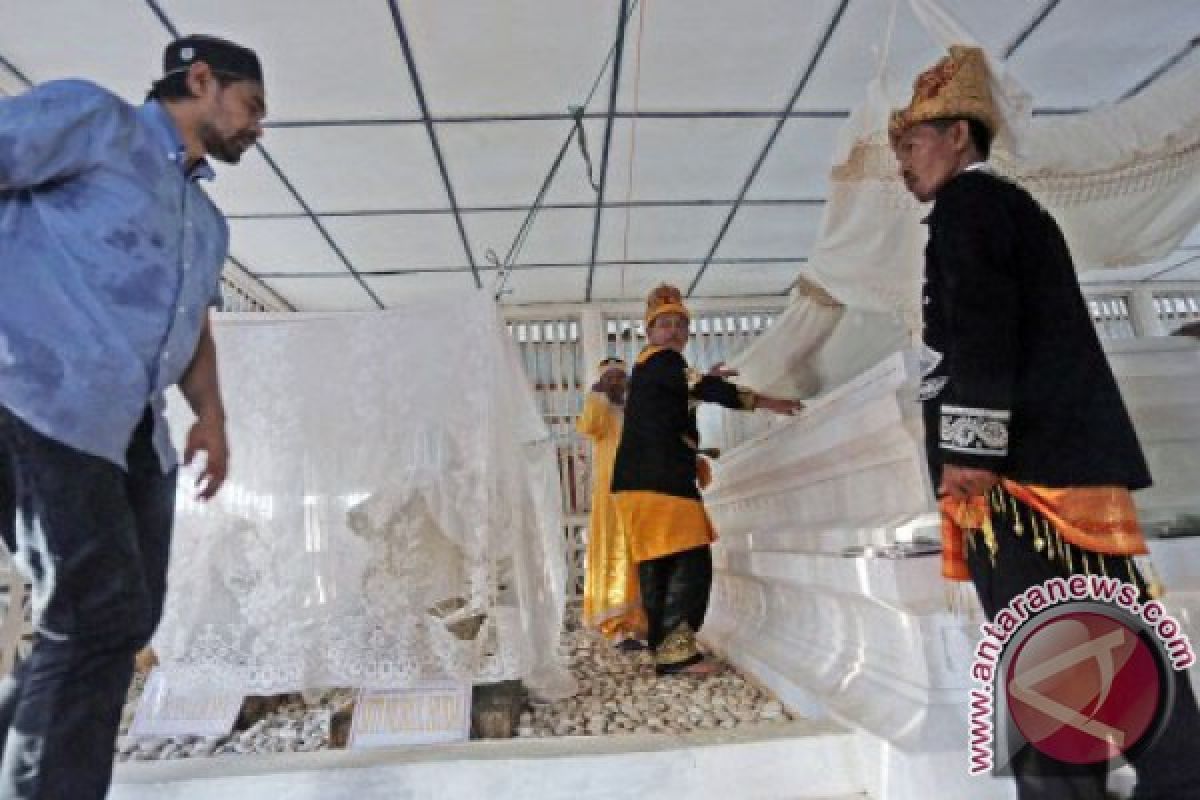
[967,489,1200,800]
[637,545,711,673]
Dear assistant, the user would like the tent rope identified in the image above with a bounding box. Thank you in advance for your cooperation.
[492,0,642,300]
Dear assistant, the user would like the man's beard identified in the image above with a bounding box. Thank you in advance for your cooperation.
[204,127,254,165]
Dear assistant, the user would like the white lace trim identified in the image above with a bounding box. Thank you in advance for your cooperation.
[154,292,575,699]
[919,376,948,401]
[940,404,1010,456]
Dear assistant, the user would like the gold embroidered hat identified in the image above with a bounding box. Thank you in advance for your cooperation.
[645,283,691,327]
[888,45,998,146]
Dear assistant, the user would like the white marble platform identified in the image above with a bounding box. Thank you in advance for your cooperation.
[111,722,863,800]
[700,339,1200,800]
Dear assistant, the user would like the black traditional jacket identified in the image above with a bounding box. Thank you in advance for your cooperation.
[611,346,750,500]
[920,168,1151,490]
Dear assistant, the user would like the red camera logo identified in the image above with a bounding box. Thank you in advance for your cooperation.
[1005,611,1161,764]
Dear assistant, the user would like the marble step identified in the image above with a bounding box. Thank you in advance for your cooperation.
[111,721,864,800]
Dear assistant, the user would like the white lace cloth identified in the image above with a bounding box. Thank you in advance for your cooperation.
[154,291,575,700]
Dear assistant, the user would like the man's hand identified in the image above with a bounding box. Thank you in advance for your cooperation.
[183,415,229,501]
[178,314,228,500]
[756,395,803,416]
[938,465,998,501]
[707,362,739,379]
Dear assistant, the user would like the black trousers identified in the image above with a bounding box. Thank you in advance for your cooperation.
[967,488,1200,800]
[637,545,712,657]
[0,407,176,800]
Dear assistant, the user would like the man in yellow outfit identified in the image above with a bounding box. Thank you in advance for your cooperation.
[577,357,648,649]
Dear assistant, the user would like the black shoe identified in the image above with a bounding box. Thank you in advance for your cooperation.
[615,638,649,652]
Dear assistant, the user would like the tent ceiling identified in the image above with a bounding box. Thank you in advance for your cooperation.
[2,0,1199,310]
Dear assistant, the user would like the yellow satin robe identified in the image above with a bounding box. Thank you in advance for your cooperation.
[577,392,647,640]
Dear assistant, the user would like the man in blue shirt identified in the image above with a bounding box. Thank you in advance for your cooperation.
[0,35,265,799]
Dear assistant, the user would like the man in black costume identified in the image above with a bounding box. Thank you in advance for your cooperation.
[892,44,1200,800]
[611,285,800,675]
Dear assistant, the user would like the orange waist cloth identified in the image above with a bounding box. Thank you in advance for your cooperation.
[940,479,1148,581]
[612,491,716,563]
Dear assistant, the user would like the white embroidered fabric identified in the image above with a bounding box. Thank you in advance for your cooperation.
[726,297,910,400]
[727,295,844,401]
[733,0,1200,396]
[154,291,575,700]
[803,0,1200,321]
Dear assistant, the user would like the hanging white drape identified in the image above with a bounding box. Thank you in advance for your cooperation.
[799,0,1200,322]
[727,294,844,399]
[729,0,1200,397]
[154,291,575,700]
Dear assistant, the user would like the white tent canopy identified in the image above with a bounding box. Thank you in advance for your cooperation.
[2,0,1198,311]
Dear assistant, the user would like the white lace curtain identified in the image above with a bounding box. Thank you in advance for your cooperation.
[155,291,575,700]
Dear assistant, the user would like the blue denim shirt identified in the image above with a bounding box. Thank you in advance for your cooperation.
[0,80,228,471]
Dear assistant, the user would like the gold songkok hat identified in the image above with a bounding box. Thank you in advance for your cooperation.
[888,45,998,146]
[645,283,691,327]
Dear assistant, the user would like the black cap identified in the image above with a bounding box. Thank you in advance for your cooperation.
[163,35,262,84]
